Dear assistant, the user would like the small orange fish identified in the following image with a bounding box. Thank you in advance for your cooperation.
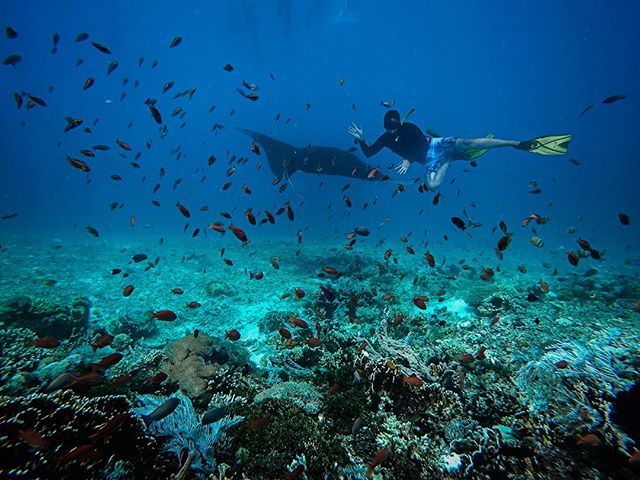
[116,139,132,151]
[458,353,475,363]
[279,327,292,339]
[176,201,190,218]
[225,329,241,341]
[294,288,305,299]
[18,429,50,450]
[367,448,389,477]
[539,280,549,294]
[29,337,60,348]
[82,76,95,90]
[323,266,339,275]
[149,310,177,321]
[67,156,91,172]
[229,224,248,243]
[413,296,428,310]
[424,251,435,267]
[402,374,423,386]
[576,433,600,447]
[290,316,308,328]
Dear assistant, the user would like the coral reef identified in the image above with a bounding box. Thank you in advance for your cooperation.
[2,295,90,337]
[253,381,323,414]
[0,390,176,479]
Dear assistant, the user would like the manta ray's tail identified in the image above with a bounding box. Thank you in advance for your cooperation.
[236,128,298,179]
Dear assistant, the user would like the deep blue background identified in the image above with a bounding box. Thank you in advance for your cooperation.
[0,1,638,257]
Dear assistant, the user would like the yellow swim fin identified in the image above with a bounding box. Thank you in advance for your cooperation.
[520,134,572,155]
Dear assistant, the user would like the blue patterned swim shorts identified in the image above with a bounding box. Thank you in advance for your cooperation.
[425,137,458,174]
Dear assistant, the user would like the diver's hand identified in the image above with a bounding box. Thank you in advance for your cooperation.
[348,123,364,141]
[395,159,410,175]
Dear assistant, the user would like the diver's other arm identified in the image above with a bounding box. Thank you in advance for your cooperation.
[348,123,387,158]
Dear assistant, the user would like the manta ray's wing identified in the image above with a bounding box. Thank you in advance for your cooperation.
[236,128,298,178]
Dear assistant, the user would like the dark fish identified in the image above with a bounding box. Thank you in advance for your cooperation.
[148,103,162,124]
[202,407,226,425]
[567,251,579,266]
[91,41,111,54]
[131,253,148,263]
[151,59,158,68]
[579,104,594,116]
[1,212,18,220]
[75,32,89,42]
[75,58,84,66]
[13,92,22,109]
[141,398,180,427]
[162,81,174,94]
[5,26,18,39]
[107,60,119,75]
[51,33,60,53]
[169,36,182,48]
[569,158,581,167]
[602,95,626,104]
[86,226,100,237]
[618,213,630,225]
[64,117,83,132]
[3,54,22,67]
[451,216,466,230]
[223,64,234,72]
[82,77,95,90]
[27,94,47,107]
[236,88,259,101]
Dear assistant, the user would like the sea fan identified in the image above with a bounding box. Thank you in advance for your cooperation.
[135,391,243,476]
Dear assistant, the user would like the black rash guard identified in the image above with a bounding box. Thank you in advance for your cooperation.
[357,122,430,164]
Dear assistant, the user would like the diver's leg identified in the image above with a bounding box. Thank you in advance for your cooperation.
[453,137,520,157]
[426,161,449,190]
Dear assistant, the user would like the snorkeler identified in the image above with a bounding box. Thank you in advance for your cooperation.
[348,109,571,190]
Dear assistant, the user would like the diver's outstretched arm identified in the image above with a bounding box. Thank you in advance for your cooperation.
[348,123,390,158]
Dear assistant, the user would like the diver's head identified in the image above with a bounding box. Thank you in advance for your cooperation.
[383,109,401,132]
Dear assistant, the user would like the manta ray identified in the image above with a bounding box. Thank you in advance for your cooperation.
[238,128,384,181]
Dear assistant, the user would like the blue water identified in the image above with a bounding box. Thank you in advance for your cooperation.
[1,1,639,479]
